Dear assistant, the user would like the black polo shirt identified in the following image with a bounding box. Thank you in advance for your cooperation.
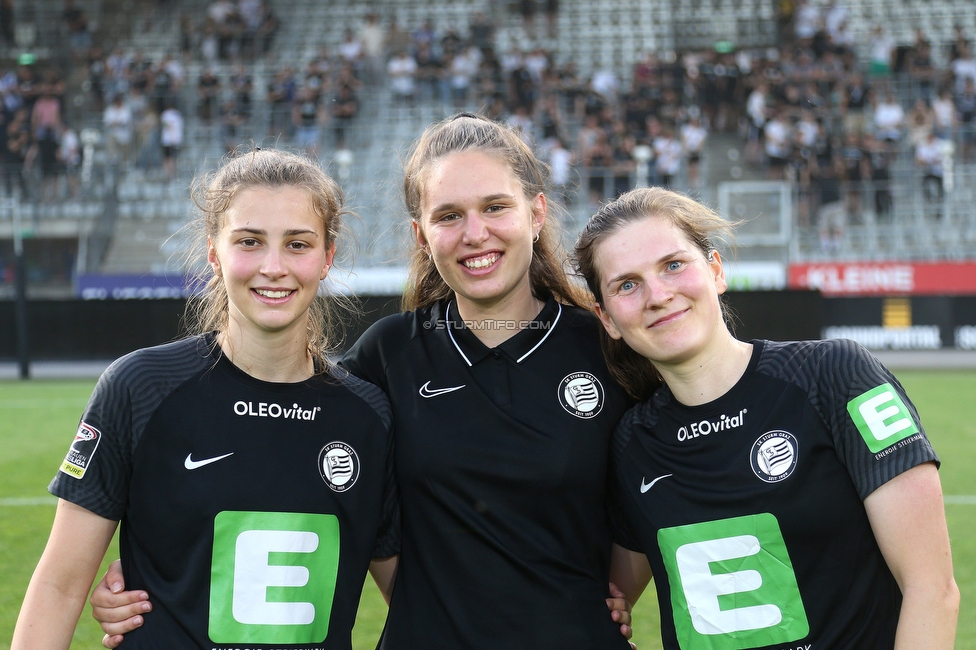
[343,296,633,649]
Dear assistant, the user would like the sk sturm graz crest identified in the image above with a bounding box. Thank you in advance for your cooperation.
[558,372,605,419]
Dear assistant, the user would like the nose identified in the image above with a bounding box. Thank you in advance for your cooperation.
[461,212,489,246]
[645,275,674,308]
[260,247,286,278]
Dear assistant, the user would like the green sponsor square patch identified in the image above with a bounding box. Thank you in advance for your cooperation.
[847,382,919,453]
[210,511,340,644]
[658,513,808,650]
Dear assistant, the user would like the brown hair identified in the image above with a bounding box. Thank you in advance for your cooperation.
[183,147,351,373]
[573,187,736,401]
[400,112,588,310]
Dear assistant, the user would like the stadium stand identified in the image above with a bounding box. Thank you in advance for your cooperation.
[1,0,975,299]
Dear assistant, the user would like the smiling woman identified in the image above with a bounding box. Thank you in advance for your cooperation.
[573,187,960,650]
[11,148,399,650]
[207,184,335,379]
[333,113,638,649]
[186,147,349,379]
[413,149,545,346]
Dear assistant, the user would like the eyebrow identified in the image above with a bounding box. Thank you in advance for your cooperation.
[229,227,320,237]
[428,193,516,215]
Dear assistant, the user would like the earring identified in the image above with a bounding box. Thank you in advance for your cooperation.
[533,232,540,244]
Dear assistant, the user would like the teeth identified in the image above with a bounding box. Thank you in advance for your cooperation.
[463,254,498,269]
[256,289,292,299]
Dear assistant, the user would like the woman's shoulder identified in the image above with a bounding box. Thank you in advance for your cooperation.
[83,337,217,435]
[556,303,603,336]
[756,338,886,392]
[351,307,431,353]
[342,307,433,386]
[760,338,875,366]
[327,369,393,431]
[609,388,670,455]
[102,335,215,383]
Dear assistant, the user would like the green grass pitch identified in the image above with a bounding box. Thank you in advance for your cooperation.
[1,371,973,649]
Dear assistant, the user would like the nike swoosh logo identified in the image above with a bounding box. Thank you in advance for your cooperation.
[184,452,234,470]
[419,381,467,398]
[640,474,673,493]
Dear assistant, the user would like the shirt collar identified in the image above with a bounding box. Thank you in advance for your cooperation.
[433,295,562,367]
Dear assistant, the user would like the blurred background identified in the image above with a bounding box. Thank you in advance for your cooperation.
[1,0,975,368]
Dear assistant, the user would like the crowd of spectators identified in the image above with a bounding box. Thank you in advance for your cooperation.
[742,2,976,248]
[0,0,274,202]
[1,62,79,203]
[1,0,975,244]
[175,0,976,235]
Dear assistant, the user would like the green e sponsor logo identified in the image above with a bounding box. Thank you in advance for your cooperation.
[847,383,919,453]
[210,511,340,644]
[658,513,808,650]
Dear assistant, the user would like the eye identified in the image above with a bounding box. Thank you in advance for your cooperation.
[619,280,636,293]
[435,212,461,222]
[239,237,260,248]
[666,260,683,272]
[287,240,311,251]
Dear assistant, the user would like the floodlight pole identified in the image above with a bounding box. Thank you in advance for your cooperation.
[11,199,29,379]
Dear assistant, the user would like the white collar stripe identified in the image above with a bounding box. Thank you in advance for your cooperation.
[517,302,561,364]
[445,302,473,367]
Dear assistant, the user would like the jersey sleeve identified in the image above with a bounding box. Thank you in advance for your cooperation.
[340,312,414,393]
[607,407,644,552]
[373,422,401,559]
[810,338,939,500]
[47,354,139,520]
[608,485,642,552]
[337,371,401,558]
[47,338,212,521]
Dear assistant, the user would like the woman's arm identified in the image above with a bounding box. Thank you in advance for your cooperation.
[12,500,118,650]
[368,555,399,606]
[608,544,653,645]
[92,555,401,644]
[609,543,653,605]
[91,555,402,647]
[864,462,959,650]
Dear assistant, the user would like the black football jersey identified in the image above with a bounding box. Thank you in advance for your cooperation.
[50,334,398,649]
[611,339,939,650]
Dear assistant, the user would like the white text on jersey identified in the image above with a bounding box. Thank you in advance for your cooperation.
[234,401,321,420]
[677,409,747,441]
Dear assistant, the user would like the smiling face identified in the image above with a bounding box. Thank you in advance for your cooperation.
[208,185,335,343]
[592,215,728,369]
[415,149,545,318]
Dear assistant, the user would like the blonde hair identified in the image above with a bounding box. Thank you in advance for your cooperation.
[183,147,352,373]
[400,113,588,310]
[573,187,736,401]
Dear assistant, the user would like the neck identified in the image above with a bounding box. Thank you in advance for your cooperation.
[656,335,753,407]
[453,287,545,348]
[217,329,315,383]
